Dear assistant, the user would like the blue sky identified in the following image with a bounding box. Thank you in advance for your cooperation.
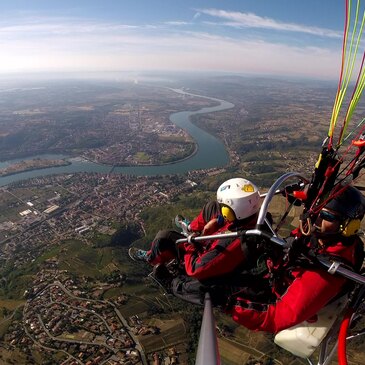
[0,0,360,79]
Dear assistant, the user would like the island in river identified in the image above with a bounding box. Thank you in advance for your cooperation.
[0,158,71,177]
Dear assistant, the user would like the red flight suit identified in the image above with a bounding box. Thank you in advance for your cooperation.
[229,236,363,333]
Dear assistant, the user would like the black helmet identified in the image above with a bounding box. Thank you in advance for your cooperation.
[325,186,365,220]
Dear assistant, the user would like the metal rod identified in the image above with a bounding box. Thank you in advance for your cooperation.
[317,257,365,285]
[347,330,365,340]
[175,229,289,247]
[195,292,220,365]
[257,172,309,227]
[176,232,240,244]
[259,181,305,198]
[321,342,338,365]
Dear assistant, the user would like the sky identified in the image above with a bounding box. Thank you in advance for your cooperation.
[0,0,361,80]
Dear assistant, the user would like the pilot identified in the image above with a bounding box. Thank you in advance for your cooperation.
[229,185,365,333]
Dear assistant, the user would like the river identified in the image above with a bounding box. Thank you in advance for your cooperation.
[0,90,234,187]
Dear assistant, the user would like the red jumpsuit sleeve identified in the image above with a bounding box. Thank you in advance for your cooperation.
[189,210,207,232]
[189,201,221,232]
[230,268,347,333]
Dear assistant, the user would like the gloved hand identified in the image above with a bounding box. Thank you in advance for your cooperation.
[175,215,191,235]
[183,233,199,253]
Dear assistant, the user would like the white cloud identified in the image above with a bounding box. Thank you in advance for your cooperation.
[197,8,342,38]
[164,21,189,26]
[0,19,141,38]
[193,12,201,20]
[0,15,343,79]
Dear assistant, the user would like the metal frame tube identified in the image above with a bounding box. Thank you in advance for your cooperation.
[175,229,289,247]
[256,172,309,227]
[176,232,239,245]
[316,257,365,285]
[195,292,220,365]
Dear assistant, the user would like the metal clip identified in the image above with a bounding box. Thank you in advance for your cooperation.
[328,261,341,275]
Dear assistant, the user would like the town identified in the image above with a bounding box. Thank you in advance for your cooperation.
[0,167,223,365]
[5,263,184,365]
[0,168,223,267]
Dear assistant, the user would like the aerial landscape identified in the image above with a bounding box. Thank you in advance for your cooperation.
[0,1,365,365]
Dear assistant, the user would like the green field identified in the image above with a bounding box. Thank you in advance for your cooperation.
[0,237,142,301]
[35,239,137,278]
[139,316,187,354]
[0,299,24,311]
[102,286,126,299]
[218,338,252,365]
[134,151,150,162]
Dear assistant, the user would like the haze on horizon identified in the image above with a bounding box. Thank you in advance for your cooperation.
[0,0,361,81]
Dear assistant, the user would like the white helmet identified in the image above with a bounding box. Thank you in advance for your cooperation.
[217,178,260,221]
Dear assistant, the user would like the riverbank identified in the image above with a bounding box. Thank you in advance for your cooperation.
[0,159,71,178]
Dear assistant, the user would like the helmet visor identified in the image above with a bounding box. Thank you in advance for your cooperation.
[319,210,343,223]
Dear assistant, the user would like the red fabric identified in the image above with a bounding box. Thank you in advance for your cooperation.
[183,213,257,281]
[230,240,357,333]
[147,249,175,265]
[189,209,213,232]
[183,233,245,281]
[168,206,237,280]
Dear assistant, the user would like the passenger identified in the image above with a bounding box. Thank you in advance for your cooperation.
[229,185,365,333]
[128,177,267,282]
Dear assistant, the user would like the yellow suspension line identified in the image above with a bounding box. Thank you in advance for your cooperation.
[329,0,352,141]
[338,5,365,145]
